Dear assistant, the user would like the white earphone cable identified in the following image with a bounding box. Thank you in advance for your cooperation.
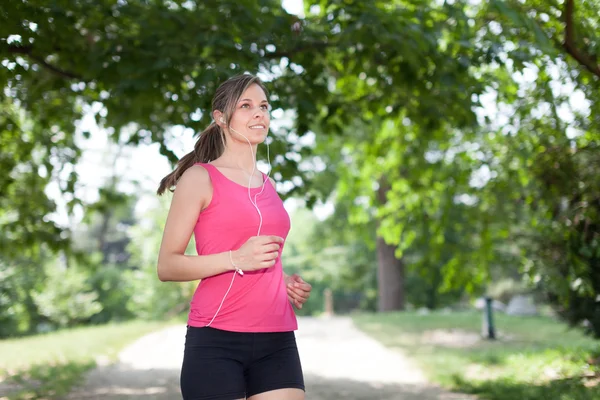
[205,119,271,328]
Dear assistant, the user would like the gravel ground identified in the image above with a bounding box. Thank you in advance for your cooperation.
[62,316,476,400]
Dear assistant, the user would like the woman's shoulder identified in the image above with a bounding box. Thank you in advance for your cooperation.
[175,164,212,194]
[183,163,210,179]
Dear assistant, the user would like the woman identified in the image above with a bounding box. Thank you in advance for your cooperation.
[156,74,312,400]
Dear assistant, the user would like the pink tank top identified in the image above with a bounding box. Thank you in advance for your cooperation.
[186,163,298,332]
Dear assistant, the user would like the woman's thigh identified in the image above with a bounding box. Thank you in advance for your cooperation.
[247,388,304,400]
[245,331,305,399]
[180,326,248,400]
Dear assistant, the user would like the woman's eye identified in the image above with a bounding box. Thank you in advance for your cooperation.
[261,105,269,110]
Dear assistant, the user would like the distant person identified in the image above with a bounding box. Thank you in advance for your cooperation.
[156,73,312,400]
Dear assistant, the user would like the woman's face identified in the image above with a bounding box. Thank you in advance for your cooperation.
[226,83,270,144]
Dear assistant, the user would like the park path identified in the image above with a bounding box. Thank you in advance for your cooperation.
[64,317,475,400]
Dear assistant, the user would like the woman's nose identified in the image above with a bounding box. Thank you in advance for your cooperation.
[253,108,267,117]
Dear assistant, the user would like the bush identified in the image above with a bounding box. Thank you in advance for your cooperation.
[125,263,194,319]
[32,263,102,328]
[0,265,30,337]
[88,265,135,323]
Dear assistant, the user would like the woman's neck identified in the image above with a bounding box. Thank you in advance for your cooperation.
[218,143,259,174]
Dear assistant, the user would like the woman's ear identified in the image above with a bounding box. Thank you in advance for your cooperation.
[213,111,225,127]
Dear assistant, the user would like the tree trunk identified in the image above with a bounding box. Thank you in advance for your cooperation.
[376,235,405,311]
[376,181,405,312]
[426,264,442,310]
[98,210,112,262]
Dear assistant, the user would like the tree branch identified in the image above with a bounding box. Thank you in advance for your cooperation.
[562,0,600,78]
[7,45,83,80]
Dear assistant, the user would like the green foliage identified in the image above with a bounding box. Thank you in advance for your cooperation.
[125,263,193,320]
[0,0,312,259]
[1,0,599,337]
[32,262,102,328]
[302,0,600,331]
[0,98,72,261]
[354,311,600,400]
[125,195,196,319]
[286,205,468,313]
[0,0,487,257]
[0,260,43,337]
[475,0,600,335]
[283,207,375,315]
[88,264,135,324]
[0,179,190,336]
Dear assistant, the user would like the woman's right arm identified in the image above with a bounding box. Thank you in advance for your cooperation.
[156,165,284,282]
[157,165,234,282]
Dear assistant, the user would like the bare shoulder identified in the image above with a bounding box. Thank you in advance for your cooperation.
[173,164,212,204]
[178,164,210,186]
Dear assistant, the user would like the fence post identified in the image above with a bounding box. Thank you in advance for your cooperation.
[483,296,496,339]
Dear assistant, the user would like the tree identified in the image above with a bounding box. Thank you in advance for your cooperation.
[2,1,599,335]
[306,0,600,325]
[1,0,492,315]
[126,193,197,320]
[32,260,103,328]
[295,0,490,310]
[0,0,317,259]
[480,0,600,336]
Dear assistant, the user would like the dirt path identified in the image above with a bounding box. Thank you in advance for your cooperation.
[64,317,475,399]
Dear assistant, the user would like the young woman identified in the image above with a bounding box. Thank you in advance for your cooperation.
[156,74,312,400]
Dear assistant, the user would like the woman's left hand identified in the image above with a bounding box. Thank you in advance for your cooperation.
[285,274,312,309]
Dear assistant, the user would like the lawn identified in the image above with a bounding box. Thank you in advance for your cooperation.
[0,319,179,400]
[352,311,600,400]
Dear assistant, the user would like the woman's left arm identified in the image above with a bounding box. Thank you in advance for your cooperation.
[269,177,313,309]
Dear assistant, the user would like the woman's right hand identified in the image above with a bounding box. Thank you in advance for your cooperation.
[230,236,284,272]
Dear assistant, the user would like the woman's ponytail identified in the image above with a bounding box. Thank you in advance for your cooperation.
[156,123,224,195]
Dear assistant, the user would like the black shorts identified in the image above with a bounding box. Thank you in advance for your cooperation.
[180,326,305,400]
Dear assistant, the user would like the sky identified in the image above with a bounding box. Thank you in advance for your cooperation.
[282,0,304,16]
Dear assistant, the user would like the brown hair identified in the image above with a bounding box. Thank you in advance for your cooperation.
[157,74,269,195]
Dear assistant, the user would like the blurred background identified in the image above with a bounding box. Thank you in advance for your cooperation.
[1,0,599,399]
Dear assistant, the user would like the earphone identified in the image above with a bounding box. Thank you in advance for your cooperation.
[205,115,272,327]
[219,116,271,224]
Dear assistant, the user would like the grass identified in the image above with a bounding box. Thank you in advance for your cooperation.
[0,319,180,400]
[352,311,600,400]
